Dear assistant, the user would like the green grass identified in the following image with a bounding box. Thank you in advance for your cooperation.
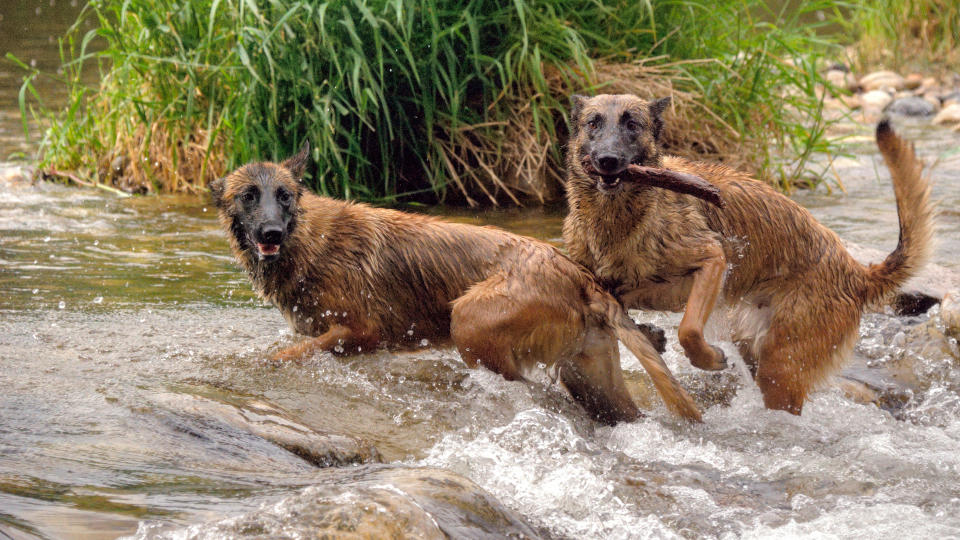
[848,0,959,72]
[14,0,849,203]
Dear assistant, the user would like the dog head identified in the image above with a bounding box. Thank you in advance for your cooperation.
[209,142,310,263]
[568,94,670,195]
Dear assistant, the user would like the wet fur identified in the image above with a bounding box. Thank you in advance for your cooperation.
[210,146,702,423]
[563,94,934,415]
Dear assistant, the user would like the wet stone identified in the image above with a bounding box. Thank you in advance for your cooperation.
[942,291,960,339]
[134,465,545,539]
[152,388,381,468]
[886,96,938,116]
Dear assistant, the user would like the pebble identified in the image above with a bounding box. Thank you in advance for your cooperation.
[861,89,893,111]
[859,70,905,92]
[903,73,924,90]
[933,103,960,125]
[941,91,960,107]
[886,96,938,116]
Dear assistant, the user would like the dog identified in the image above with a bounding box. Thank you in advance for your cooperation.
[209,143,707,423]
[562,93,933,415]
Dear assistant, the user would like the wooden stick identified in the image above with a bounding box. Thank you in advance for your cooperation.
[581,158,724,208]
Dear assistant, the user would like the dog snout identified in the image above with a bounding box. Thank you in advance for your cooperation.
[594,153,622,174]
[259,225,284,245]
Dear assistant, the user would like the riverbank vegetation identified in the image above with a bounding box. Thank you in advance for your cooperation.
[11,0,957,203]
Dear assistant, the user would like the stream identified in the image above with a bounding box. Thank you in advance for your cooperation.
[2,1,960,537]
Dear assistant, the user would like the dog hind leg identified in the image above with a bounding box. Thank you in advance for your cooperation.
[560,326,642,424]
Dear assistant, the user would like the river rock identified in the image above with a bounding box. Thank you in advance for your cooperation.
[940,91,960,107]
[885,96,938,116]
[825,69,857,92]
[860,70,905,92]
[904,73,924,90]
[136,465,544,539]
[153,389,381,467]
[933,103,960,125]
[942,291,960,339]
[861,90,894,111]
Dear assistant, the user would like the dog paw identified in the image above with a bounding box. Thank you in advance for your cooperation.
[637,322,667,353]
[689,344,728,371]
[703,345,728,370]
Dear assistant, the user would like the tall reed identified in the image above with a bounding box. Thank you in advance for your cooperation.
[16,0,845,202]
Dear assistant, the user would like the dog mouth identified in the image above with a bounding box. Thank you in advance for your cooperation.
[256,242,281,259]
[597,175,622,192]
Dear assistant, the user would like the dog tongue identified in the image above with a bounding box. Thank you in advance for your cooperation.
[257,243,279,255]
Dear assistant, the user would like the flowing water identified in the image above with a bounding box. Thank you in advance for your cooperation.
[3,3,960,537]
[2,118,959,539]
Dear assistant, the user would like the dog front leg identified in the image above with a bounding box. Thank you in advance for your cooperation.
[677,244,727,371]
[271,324,379,363]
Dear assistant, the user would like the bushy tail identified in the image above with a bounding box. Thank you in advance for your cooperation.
[594,292,702,422]
[865,119,934,303]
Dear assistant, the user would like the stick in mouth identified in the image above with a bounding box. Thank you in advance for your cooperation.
[581,157,725,208]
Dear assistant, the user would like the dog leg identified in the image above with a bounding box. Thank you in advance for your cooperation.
[271,324,380,363]
[755,295,859,415]
[561,326,641,425]
[677,245,727,371]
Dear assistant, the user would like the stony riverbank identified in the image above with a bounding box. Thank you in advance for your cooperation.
[821,66,960,127]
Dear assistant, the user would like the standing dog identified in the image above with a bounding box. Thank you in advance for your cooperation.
[563,93,933,415]
[209,144,707,423]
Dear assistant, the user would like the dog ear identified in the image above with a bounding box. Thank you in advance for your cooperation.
[569,94,587,136]
[209,176,226,208]
[281,141,311,180]
[649,96,671,141]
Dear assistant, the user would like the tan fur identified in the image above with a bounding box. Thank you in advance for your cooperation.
[563,94,934,415]
[213,153,702,423]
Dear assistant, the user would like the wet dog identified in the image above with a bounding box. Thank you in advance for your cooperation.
[210,144,708,423]
[563,93,933,415]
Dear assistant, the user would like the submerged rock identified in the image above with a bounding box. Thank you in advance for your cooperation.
[132,465,544,539]
[885,96,938,117]
[152,387,381,467]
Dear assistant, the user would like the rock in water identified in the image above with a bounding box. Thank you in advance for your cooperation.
[132,465,545,539]
[942,291,960,339]
[151,388,381,467]
[933,103,960,125]
[886,96,938,117]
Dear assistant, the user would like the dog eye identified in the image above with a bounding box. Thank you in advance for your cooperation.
[276,189,292,204]
[587,118,600,130]
[625,120,639,131]
[240,189,258,204]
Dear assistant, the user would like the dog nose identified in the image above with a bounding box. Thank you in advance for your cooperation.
[596,154,620,173]
[261,227,283,245]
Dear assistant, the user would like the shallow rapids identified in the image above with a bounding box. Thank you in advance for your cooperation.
[1,118,960,539]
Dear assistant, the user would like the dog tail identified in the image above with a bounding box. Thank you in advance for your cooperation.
[864,119,934,304]
[592,291,702,422]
